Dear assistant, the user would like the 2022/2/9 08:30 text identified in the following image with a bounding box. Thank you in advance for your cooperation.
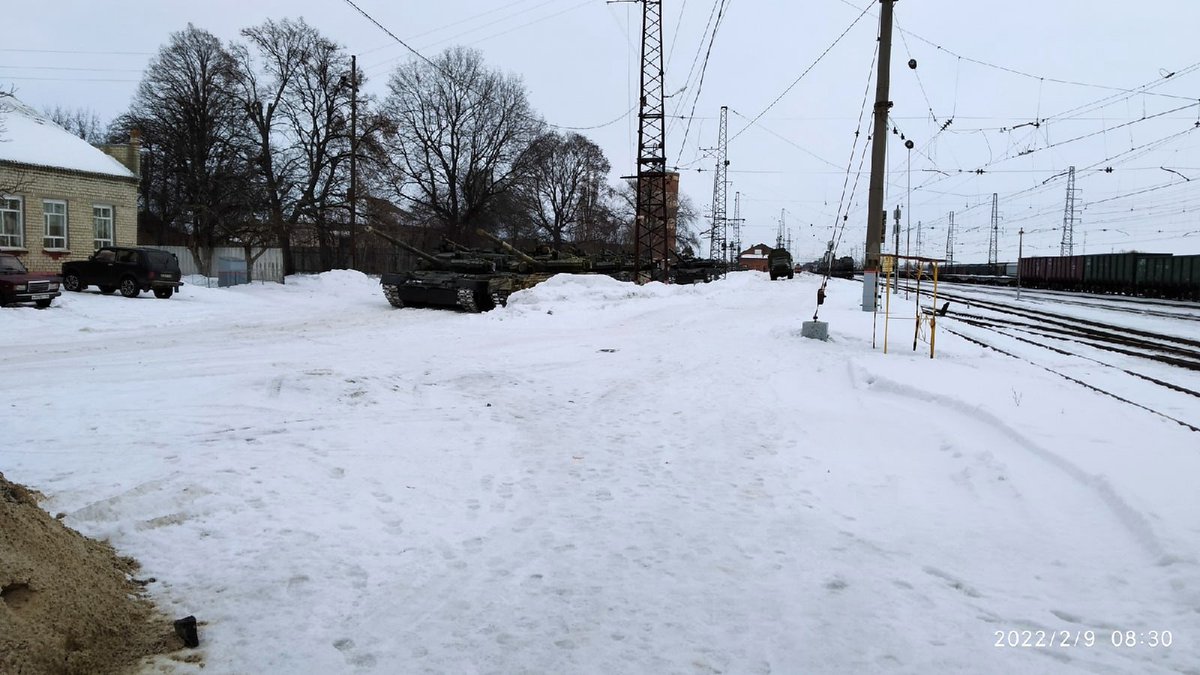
[994,630,1174,648]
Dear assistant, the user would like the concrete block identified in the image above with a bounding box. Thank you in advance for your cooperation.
[801,320,829,341]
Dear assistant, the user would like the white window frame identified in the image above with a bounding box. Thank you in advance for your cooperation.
[93,204,114,249]
[43,199,68,250]
[0,195,23,249]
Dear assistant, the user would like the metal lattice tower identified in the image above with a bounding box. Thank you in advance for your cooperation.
[1060,165,1078,256]
[988,193,999,265]
[945,211,955,265]
[633,0,669,283]
[708,106,729,262]
[776,209,786,248]
[730,191,743,266]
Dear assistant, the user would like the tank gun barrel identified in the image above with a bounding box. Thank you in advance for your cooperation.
[363,226,446,269]
[475,228,540,267]
[441,238,471,253]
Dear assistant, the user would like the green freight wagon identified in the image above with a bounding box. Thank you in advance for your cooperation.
[1139,254,1200,300]
[1083,252,1169,295]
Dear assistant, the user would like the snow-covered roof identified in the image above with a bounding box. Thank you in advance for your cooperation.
[0,97,135,179]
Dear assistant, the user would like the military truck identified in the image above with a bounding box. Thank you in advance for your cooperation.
[768,247,794,280]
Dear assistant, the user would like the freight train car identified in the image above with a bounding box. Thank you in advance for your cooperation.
[1019,256,1079,290]
[1019,252,1199,300]
[937,262,1017,285]
[1137,253,1200,300]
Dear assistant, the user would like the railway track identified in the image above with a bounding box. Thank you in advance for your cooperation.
[938,282,1200,323]
[890,280,1200,433]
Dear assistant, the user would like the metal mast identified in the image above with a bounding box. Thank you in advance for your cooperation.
[776,209,785,248]
[708,106,729,262]
[1060,165,1078,256]
[988,193,999,265]
[730,191,743,266]
[633,0,669,283]
[945,211,955,265]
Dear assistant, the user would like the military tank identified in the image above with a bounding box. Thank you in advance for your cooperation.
[474,229,592,277]
[670,249,725,284]
[365,226,518,312]
[589,251,637,281]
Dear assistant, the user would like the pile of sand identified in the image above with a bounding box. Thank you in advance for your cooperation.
[0,472,188,674]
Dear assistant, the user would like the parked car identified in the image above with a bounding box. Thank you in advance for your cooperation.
[61,247,183,299]
[0,254,61,308]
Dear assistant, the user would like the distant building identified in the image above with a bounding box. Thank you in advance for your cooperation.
[0,97,140,273]
[738,243,772,272]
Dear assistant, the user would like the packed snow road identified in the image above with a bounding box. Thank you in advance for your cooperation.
[3,271,1198,674]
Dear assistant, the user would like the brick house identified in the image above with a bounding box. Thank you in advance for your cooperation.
[0,98,139,274]
[738,243,772,272]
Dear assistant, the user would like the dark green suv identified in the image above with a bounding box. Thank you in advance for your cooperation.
[61,247,184,299]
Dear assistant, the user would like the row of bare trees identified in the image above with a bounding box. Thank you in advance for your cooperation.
[42,20,699,275]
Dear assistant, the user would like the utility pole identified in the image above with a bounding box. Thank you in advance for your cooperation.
[988,192,999,266]
[1060,165,1078,256]
[776,208,786,248]
[916,219,922,257]
[708,106,729,263]
[631,0,670,283]
[892,204,901,293]
[348,54,358,269]
[862,0,896,312]
[905,139,913,279]
[945,211,955,265]
[1017,227,1024,301]
[730,191,744,267]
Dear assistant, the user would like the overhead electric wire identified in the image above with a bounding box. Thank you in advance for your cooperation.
[414,0,594,57]
[727,108,843,171]
[358,0,552,57]
[666,0,723,136]
[672,0,732,165]
[821,42,878,287]
[342,0,626,131]
[0,48,152,56]
[729,2,872,144]
[896,25,1197,102]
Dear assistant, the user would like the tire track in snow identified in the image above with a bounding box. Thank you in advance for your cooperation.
[849,363,1170,562]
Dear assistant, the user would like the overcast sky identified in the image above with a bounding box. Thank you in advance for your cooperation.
[5,0,1200,260]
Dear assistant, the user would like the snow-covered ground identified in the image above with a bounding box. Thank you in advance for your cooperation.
[3,271,1198,674]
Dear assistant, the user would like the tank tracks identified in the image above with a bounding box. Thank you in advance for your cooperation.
[382,283,508,313]
[457,288,480,313]
[382,284,405,308]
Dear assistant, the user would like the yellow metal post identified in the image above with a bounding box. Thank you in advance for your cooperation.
[930,262,938,358]
[883,255,893,353]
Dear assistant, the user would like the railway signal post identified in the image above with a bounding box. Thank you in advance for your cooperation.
[1017,228,1024,301]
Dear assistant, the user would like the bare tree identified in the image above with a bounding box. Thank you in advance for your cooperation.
[377,47,543,242]
[43,106,105,143]
[126,24,253,275]
[0,88,32,197]
[512,131,610,249]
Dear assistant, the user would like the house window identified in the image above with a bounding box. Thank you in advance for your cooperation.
[93,205,114,249]
[0,195,23,248]
[0,196,22,248]
[43,199,68,249]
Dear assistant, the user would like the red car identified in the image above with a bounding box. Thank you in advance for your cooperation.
[0,254,61,308]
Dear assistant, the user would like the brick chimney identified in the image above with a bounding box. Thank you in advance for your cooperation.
[97,129,142,178]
